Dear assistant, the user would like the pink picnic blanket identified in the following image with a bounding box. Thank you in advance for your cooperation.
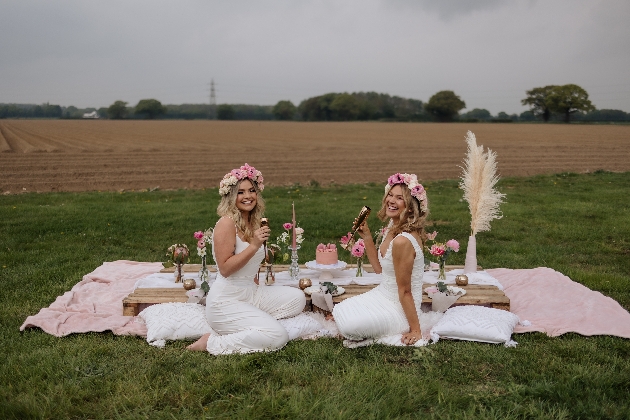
[21,262,630,339]
[488,267,630,338]
[20,261,158,337]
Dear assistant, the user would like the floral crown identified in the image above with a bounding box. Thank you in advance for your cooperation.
[385,173,428,212]
[219,163,265,196]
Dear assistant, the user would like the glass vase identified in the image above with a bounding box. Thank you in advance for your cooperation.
[356,257,363,277]
[437,259,446,281]
[198,255,209,283]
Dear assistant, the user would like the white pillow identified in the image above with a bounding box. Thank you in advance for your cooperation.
[138,303,213,347]
[430,305,520,346]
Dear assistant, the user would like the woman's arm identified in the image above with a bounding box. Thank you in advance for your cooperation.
[356,222,382,274]
[391,236,422,345]
[213,217,269,278]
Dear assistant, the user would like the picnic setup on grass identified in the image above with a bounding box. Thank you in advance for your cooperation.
[20,131,630,352]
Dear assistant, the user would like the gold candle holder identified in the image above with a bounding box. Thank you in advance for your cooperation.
[298,278,312,290]
[183,278,197,290]
[455,274,469,286]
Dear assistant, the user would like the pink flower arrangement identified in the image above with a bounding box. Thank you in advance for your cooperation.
[219,163,264,196]
[429,244,446,257]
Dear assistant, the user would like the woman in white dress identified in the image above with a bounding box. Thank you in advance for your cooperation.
[188,164,306,354]
[333,173,429,346]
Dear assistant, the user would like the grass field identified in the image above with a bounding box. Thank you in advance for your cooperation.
[1,120,629,193]
[2,171,629,418]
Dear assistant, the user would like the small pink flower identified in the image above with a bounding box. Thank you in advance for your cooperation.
[430,244,446,257]
[355,239,365,249]
[446,239,460,252]
[231,169,243,179]
[425,286,439,295]
[426,231,438,241]
[351,242,365,258]
[411,184,425,197]
[388,173,404,186]
[283,223,293,230]
[197,239,205,249]
[340,232,352,245]
[193,231,204,239]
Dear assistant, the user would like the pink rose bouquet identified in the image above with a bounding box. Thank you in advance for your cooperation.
[425,231,460,280]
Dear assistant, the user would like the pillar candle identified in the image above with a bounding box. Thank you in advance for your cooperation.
[292,202,296,249]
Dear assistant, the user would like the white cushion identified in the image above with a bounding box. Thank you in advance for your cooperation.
[138,303,213,347]
[430,305,520,346]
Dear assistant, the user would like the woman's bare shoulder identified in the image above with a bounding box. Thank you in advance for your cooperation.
[215,216,236,233]
[392,235,414,250]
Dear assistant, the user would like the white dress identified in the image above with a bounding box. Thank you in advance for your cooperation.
[333,232,425,341]
[205,229,306,355]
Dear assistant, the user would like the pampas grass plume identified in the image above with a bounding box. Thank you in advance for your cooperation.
[459,130,506,235]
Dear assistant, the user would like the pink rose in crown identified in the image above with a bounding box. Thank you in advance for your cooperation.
[388,173,404,186]
[430,244,446,257]
[446,239,460,252]
[194,231,204,240]
[411,184,425,196]
[231,169,243,179]
[283,223,293,230]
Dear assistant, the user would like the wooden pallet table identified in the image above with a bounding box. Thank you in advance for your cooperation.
[125,264,501,316]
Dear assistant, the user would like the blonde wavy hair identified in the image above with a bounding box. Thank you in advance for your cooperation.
[216,178,265,242]
[377,183,429,246]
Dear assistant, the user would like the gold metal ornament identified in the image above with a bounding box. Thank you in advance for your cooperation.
[183,278,197,290]
[455,274,469,286]
[298,278,312,290]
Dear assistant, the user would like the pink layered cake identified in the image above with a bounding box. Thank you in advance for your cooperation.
[316,243,338,265]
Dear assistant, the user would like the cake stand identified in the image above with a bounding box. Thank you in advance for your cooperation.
[304,260,348,280]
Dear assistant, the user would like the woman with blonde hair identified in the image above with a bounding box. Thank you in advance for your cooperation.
[188,164,306,354]
[333,173,429,346]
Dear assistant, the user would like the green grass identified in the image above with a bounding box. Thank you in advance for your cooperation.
[1,171,629,419]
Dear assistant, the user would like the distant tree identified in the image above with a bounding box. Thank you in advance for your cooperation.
[272,100,297,120]
[547,84,595,123]
[497,112,510,119]
[97,107,108,118]
[64,106,79,119]
[519,110,536,121]
[217,104,235,120]
[583,109,629,122]
[135,99,166,119]
[330,93,359,121]
[463,108,492,120]
[521,85,557,122]
[108,101,129,119]
[425,91,466,122]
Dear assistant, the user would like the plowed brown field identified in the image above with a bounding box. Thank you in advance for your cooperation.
[1,119,628,193]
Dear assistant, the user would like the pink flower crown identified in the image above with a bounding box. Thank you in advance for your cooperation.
[385,172,428,212]
[219,163,265,196]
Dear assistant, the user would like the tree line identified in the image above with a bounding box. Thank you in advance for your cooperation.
[2,84,629,123]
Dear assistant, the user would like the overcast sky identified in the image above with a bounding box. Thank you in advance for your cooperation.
[1,0,629,114]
